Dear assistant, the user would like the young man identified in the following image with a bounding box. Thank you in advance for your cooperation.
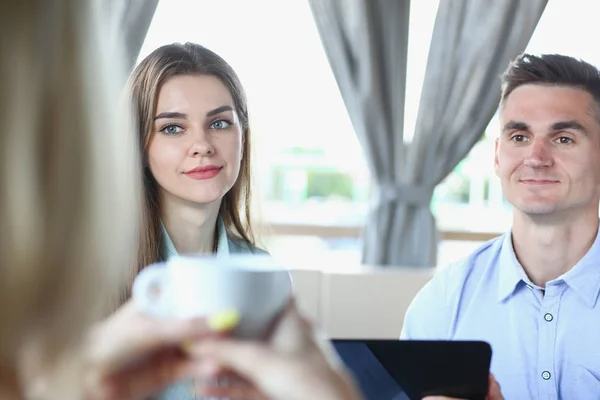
[402,54,600,400]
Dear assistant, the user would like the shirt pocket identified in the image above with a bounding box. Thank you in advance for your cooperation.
[564,366,600,400]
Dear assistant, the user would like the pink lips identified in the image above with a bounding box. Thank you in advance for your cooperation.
[184,165,222,180]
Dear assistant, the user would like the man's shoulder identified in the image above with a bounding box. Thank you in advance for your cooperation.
[437,233,505,284]
[400,233,506,339]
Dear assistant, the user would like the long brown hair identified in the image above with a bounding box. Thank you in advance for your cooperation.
[126,42,256,277]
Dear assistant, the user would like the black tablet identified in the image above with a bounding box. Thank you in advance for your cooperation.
[332,340,492,400]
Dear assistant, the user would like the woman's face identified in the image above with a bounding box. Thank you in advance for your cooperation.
[148,74,243,207]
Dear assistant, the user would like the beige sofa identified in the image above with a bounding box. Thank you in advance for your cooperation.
[289,265,435,339]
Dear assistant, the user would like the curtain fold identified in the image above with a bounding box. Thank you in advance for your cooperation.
[104,0,159,72]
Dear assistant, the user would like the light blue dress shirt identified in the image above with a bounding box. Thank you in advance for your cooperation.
[401,229,600,400]
[157,218,266,400]
[161,218,231,259]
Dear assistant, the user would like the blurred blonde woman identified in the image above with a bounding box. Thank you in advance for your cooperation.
[0,2,364,400]
[0,0,135,397]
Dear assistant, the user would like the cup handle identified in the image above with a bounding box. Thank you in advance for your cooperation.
[132,263,172,318]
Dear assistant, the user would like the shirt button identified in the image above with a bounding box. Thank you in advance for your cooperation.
[544,313,553,322]
[542,371,551,380]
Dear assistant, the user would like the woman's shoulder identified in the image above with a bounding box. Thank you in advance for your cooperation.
[227,236,269,255]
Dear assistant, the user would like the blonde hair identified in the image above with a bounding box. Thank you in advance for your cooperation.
[0,1,139,397]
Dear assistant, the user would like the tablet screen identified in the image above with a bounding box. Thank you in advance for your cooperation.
[333,341,409,400]
[332,340,491,400]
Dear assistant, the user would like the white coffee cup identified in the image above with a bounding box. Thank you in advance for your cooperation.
[132,254,293,338]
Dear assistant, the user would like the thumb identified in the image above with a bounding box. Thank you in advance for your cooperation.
[487,373,503,400]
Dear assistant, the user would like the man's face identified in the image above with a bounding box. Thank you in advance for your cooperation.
[496,84,600,217]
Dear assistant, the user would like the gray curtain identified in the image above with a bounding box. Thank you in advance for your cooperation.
[309,0,411,265]
[104,0,159,72]
[310,0,547,266]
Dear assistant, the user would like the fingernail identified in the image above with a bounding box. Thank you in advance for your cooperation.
[208,309,240,332]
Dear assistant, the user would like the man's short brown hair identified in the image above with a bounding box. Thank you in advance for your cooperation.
[501,54,600,115]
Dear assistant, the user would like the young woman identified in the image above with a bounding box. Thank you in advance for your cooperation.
[122,41,269,400]
[127,42,265,287]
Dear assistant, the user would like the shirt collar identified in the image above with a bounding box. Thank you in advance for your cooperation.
[161,217,230,260]
[497,224,600,308]
[497,230,529,303]
[559,226,600,308]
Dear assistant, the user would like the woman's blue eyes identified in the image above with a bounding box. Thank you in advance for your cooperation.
[210,119,232,130]
[160,124,183,135]
[159,120,232,135]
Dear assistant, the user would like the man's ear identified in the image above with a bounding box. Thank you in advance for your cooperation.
[494,138,500,177]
